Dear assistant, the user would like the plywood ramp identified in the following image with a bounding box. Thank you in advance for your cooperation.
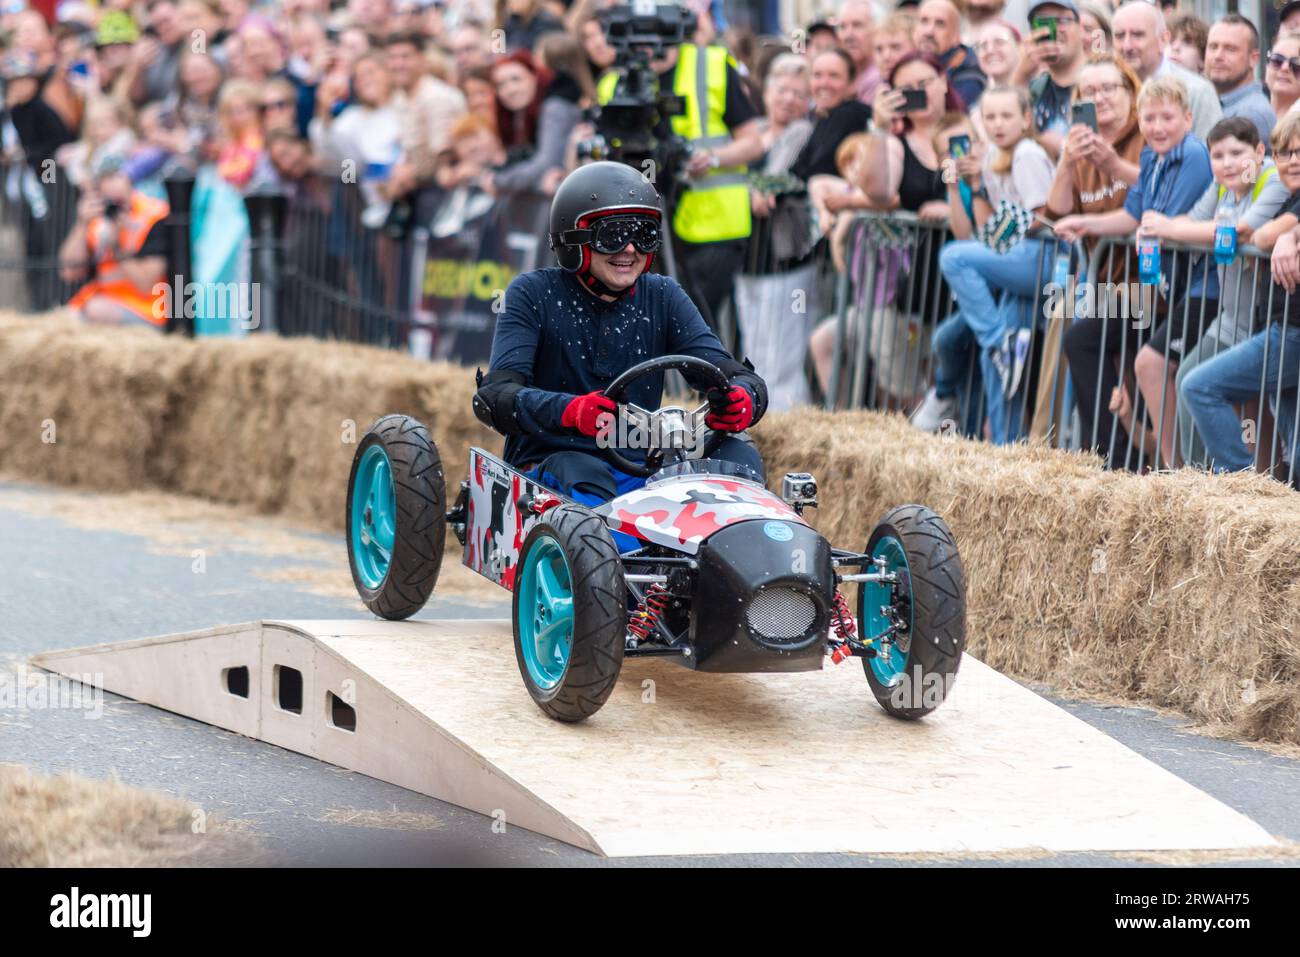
[32,620,1276,858]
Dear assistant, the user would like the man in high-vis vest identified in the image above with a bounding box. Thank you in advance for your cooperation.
[595,2,763,334]
[59,154,170,328]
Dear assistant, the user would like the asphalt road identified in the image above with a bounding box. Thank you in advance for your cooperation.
[2,478,1298,867]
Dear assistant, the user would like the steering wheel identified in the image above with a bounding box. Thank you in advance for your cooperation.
[600,354,732,479]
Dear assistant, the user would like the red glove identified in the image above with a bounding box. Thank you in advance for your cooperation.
[561,391,617,437]
[705,385,754,432]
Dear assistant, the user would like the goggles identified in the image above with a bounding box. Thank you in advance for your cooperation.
[560,215,662,255]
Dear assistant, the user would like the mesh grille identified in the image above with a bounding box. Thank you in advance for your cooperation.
[746,588,817,641]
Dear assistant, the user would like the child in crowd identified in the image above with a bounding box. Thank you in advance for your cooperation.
[915,87,1055,444]
[435,114,506,192]
[1181,112,1300,476]
[1124,117,1290,466]
[1168,13,1209,74]
[56,97,138,188]
[214,79,266,191]
[825,133,874,272]
[1056,75,1214,468]
[872,11,918,85]
[807,131,877,257]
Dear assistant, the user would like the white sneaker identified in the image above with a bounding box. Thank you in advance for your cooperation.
[911,388,959,433]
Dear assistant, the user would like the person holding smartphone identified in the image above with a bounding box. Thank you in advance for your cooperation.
[807,51,960,404]
[915,86,1056,444]
[1045,54,1144,244]
[1056,74,1212,470]
[1025,0,1088,161]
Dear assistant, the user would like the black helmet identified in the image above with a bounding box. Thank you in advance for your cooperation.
[548,161,663,274]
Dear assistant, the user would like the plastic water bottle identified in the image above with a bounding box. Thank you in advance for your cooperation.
[20,167,47,221]
[1138,235,1161,285]
[1214,198,1238,265]
[1052,249,1071,290]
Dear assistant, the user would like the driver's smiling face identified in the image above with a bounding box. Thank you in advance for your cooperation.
[588,243,647,295]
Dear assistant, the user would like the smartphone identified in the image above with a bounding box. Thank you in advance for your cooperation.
[899,87,928,113]
[1071,101,1099,133]
[1032,16,1058,42]
[949,133,972,158]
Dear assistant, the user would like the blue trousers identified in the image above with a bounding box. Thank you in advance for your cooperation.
[1180,323,1300,473]
[937,238,1049,444]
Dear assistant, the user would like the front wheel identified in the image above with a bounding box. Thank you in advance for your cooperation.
[859,504,966,719]
[513,505,626,722]
[346,415,446,620]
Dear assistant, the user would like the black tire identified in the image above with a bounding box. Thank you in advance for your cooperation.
[512,505,626,722]
[859,504,966,719]
[346,414,446,620]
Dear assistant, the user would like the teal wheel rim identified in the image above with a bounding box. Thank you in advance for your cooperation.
[350,444,396,590]
[517,536,575,691]
[864,535,913,686]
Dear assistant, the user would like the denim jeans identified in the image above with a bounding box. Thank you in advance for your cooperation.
[939,237,1051,349]
[932,312,974,399]
[1180,323,1300,473]
[1173,334,1237,469]
[981,292,1040,445]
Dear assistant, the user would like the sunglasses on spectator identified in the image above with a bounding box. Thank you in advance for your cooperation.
[561,216,662,255]
[261,99,295,112]
[1276,146,1300,162]
[1267,51,1300,73]
[1077,81,1126,99]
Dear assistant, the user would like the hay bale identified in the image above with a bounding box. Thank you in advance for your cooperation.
[0,311,495,528]
[753,408,1300,746]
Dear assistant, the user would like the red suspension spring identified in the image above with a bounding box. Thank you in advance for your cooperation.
[628,583,670,641]
[831,590,857,642]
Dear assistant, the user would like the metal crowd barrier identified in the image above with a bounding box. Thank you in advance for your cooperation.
[823,210,1074,444]
[1084,236,1298,484]
[0,159,81,312]
[278,175,414,347]
[821,211,1300,489]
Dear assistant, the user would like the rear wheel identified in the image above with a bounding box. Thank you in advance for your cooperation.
[513,505,626,722]
[859,505,965,719]
[346,415,445,620]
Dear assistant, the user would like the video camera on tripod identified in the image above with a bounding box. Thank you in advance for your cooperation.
[575,1,696,181]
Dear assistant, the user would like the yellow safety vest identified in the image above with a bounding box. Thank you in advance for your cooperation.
[1216,163,1277,204]
[597,44,751,244]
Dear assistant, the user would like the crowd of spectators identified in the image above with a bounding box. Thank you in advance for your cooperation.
[3,0,1300,481]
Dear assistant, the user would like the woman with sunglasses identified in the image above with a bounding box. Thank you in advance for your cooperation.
[472,161,769,518]
[1266,33,1300,119]
[1046,54,1143,226]
[259,78,299,134]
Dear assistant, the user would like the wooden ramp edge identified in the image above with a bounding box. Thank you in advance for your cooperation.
[32,620,1278,859]
[30,620,600,854]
